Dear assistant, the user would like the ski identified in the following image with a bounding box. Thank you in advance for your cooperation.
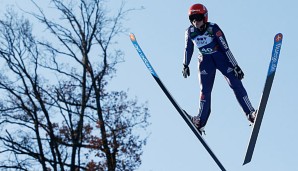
[243,33,283,165]
[130,33,226,171]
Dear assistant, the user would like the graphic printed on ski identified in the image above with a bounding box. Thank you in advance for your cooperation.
[130,33,226,171]
[243,33,283,165]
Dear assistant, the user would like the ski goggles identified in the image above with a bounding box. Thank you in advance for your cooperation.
[189,14,204,22]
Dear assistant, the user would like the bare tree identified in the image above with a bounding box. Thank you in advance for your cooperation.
[0,1,150,171]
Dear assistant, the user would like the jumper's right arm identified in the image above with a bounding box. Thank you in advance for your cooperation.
[183,29,194,66]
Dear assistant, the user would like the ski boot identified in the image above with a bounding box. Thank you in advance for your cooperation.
[247,110,257,124]
[184,110,205,135]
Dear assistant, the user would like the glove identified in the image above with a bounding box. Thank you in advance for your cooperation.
[182,65,190,78]
[233,65,244,80]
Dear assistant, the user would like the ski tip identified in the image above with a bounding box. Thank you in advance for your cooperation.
[274,33,283,42]
[243,159,251,166]
[129,33,136,41]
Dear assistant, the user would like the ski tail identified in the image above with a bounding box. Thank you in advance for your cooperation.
[243,33,283,165]
[130,33,226,171]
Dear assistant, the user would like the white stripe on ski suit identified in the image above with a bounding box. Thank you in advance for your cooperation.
[243,95,254,113]
[226,50,238,67]
[198,101,204,118]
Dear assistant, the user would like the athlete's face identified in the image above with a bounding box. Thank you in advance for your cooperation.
[192,19,204,29]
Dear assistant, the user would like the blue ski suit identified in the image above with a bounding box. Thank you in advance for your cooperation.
[183,22,255,127]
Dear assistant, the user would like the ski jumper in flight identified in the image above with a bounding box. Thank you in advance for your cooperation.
[182,4,256,133]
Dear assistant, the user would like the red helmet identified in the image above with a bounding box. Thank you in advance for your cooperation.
[188,4,208,23]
